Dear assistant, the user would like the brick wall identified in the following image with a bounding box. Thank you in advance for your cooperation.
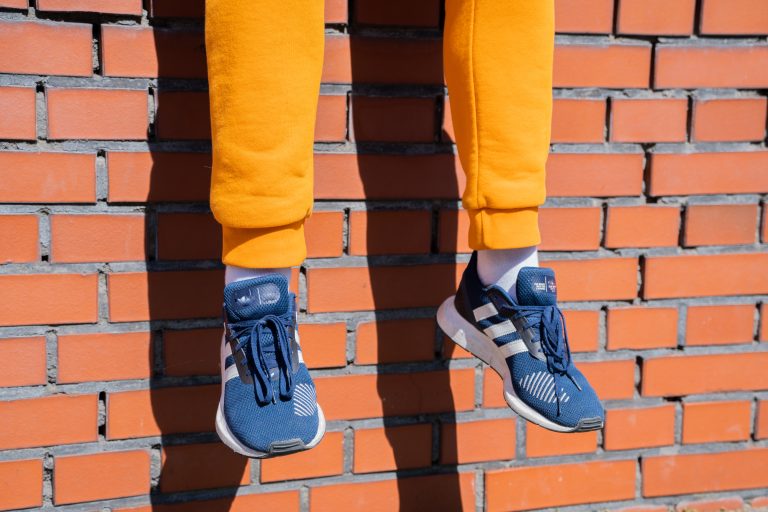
[0,0,767,511]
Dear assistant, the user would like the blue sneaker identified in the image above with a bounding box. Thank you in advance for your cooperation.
[437,252,604,432]
[215,273,325,457]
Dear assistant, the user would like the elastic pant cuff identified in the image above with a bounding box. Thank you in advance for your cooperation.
[222,221,306,268]
[467,207,541,250]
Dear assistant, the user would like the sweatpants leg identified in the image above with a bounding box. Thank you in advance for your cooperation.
[205,0,325,268]
[443,0,555,249]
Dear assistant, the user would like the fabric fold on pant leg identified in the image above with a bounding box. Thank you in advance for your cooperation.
[467,207,541,250]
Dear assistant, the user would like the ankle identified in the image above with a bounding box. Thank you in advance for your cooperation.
[224,265,292,285]
[476,247,539,301]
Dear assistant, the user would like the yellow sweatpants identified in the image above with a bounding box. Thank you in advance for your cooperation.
[205,0,554,268]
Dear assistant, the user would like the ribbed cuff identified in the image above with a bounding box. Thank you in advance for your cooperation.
[222,221,306,268]
[467,207,541,250]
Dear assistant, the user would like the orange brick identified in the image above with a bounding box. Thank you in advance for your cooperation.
[0,87,35,139]
[540,207,602,251]
[354,0,440,26]
[58,332,151,383]
[684,204,758,246]
[604,405,675,450]
[107,151,211,203]
[643,448,768,497]
[675,497,745,512]
[155,91,210,140]
[261,433,344,482]
[442,418,516,464]
[605,206,680,248]
[119,491,299,512]
[107,385,218,439]
[555,44,651,88]
[102,25,205,78]
[160,443,249,492]
[0,152,96,203]
[55,451,150,504]
[315,95,347,142]
[351,96,435,143]
[486,459,635,511]
[617,0,695,35]
[298,323,347,369]
[51,214,146,262]
[650,151,768,196]
[47,88,148,140]
[611,98,688,142]
[349,210,431,255]
[310,473,475,512]
[655,45,768,89]
[693,98,767,142]
[305,211,344,258]
[563,310,600,352]
[0,459,42,511]
[0,0,26,7]
[551,99,606,143]
[156,213,220,261]
[757,401,768,439]
[325,0,347,23]
[107,270,222,322]
[762,303,768,342]
[0,337,46,387]
[686,304,755,346]
[163,328,219,377]
[0,274,98,326]
[644,253,768,299]
[682,400,752,444]
[526,423,597,457]
[315,370,473,420]
[700,0,768,34]
[546,152,645,197]
[546,258,638,302]
[0,215,39,262]
[555,0,614,33]
[356,318,434,364]
[0,394,97,449]
[354,424,431,473]
[642,352,768,396]
[0,20,92,76]
[39,0,141,13]
[607,307,678,350]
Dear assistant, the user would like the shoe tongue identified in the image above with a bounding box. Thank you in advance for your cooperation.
[515,267,557,306]
[223,274,290,322]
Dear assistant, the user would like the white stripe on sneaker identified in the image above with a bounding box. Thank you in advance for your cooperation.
[498,339,527,358]
[473,302,498,321]
[483,320,517,340]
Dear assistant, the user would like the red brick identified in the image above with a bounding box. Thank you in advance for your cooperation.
[675,497,745,512]
[51,214,146,262]
[607,307,678,350]
[642,352,768,396]
[315,369,473,420]
[351,96,435,143]
[686,304,755,346]
[108,270,222,322]
[149,0,203,17]
[644,253,768,299]
[762,303,768,342]
[298,323,347,369]
[757,401,768,439]
[163,328,220,377]
[0,394,97,449]
[54,451,150,504]
[58,332,151,383]
[611,99,688,142]
[121,492,299,512]
[554,44,651,88]
[655,45,768,89]
[102,25,206,78]
[546,258,638,301]
[39,0,141,14]
[155,91,210,140]
[0,215,38,263]
[107,385,218,439]
[0,20,92,76]
[349,210,431,255]
[486,460,635,511]
[551,99,606,143]
[325,0,347,23]
[156,213,219,261]
[315,94,347,142]
[160,443,249,492]
[305,211,344,258]
[0,459,42,511]
[261,432,343,482]
[47,88,148,140]
[354,0,440,27]
[0,274,98,326]
[443,418,517,464]
[526,423,597,457]
[563,310,600,352]
[107,151,211,203]
[643,448,768,497]
[356,318,434,364]
[0,87,35,140]
[0,0,26,7]
[540,207,602,251]
[0,337,46,387]
[310,473,475,512]
[605,206,680,248]
[0,152,95,203]
[617,0,695,35]
[682,400,752,444]
[546,152,645,197]
[555,0,614,33]
[650,151,768,196]
[752,495,768,509]
[684,204,758,246]
[700,0,768,34]
[354,424,432,473]
[604,405,676,450]
[693,98,767,142]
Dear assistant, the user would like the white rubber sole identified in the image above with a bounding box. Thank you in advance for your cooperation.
[437,296,585,433]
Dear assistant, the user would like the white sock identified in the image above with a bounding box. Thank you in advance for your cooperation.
[224,265,292,286]
[476,247,539,301]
